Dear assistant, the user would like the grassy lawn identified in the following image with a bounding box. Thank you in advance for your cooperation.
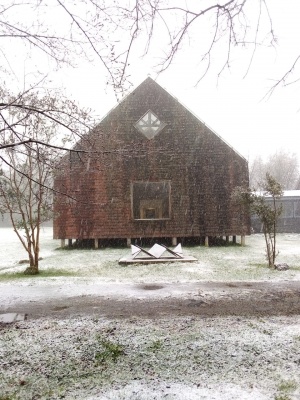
[0,228,300,283]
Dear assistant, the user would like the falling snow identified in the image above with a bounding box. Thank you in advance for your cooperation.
[0,228,300,399]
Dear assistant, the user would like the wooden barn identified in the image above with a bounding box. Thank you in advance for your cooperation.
[53,77,250,247]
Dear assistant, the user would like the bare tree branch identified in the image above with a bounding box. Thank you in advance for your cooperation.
[264,55,300,99]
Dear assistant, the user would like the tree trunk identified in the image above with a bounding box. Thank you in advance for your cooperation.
[24,264,39,275]
[24,246,39,275]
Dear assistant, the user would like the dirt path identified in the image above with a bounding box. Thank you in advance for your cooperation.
[2,281,300,320]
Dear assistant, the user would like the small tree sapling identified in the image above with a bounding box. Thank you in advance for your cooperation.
[234,173,283,268]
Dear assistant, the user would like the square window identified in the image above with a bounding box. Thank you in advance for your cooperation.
[132,181,171,220]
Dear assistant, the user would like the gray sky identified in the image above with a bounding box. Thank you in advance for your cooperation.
[52,1,300,165]
[7,0,300,164]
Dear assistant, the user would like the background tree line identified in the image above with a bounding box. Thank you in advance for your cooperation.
[250,150,300,191]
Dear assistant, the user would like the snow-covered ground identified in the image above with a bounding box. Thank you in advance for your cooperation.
[1,228,300,281]
[0,227,300,307]
[0,228,300,399]
[1,314,300,400]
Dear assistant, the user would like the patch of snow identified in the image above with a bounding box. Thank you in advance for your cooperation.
[92,381,270,400]
[1,315,299,399]
[0,228,300,307]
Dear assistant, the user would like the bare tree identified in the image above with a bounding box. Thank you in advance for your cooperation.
[0,0,135,94]
[0,86,93,152]
[249,155,264,189]
[0,152,51,274]
[0,91,92,274]
[1,1,299,98]
[0,0,299,153]
[0,130,54,274]
[250,150,300,190]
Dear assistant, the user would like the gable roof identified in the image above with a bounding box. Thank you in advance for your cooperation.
[97,77,246,161]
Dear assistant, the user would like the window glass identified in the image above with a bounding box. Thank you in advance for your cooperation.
[134,110,166,140]
[132,181,171,220]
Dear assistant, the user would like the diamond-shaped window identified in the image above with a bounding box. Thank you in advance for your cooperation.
[134,110,166,140]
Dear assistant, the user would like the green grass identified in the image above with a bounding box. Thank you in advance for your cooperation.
[249,263,269,268]
[55,247,99,251]
[94,338,125,364]
[0,268,77,281]
[1,231,300,283]
[147,339,163,352]
[275,395,292,400]
[289,265,300,271]
[277,380,297,392]
[275,379,298,400]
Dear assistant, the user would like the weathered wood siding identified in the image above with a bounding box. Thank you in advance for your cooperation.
[54,78,250,240]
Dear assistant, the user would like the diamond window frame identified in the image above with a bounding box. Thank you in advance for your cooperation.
[134,110,166,140]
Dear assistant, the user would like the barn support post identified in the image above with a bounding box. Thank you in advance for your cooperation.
[172,237,177,246]
[241,235,245,246]
[127,238,131,247]
[68,239,72,248]
[61,239,65,248]
[205,236,209,247]
[94,239,99,249]
[226,236,229,245]
[233,236,236,244]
